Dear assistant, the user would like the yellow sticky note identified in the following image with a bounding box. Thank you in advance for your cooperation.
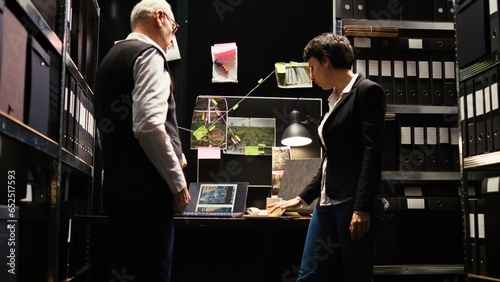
[275,62,286,73]
[211,98,218,105]
[193,125,208,140]
[232,104,239,110]
[244,146,261,156]
[235,135,241,142]
[258,78,264,84]
[208,125,215,131]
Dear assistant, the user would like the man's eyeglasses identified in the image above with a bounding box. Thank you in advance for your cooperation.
[162,11,180,35]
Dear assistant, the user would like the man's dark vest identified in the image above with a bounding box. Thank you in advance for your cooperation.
[95,39,183,170]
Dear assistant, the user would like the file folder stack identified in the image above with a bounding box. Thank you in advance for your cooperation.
[62,75,95,165]
[336,0,455,22]
[396,115,459,172]
[385,183,463,265]
[351,36,457,106]
[467,196,487,275]
[460,67,500,157]
[342,25,399,38]
[465,179,500,277]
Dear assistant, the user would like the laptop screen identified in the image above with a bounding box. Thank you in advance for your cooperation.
[196,184,237,212]
[184,182,249,214]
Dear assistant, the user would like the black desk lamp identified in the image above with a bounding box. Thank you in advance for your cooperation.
[281,109,312,147]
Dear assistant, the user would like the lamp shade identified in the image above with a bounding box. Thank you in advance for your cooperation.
[281,110,312,147]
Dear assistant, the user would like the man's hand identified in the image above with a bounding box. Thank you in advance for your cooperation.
[181,153,187,168]
[172,186,190,213]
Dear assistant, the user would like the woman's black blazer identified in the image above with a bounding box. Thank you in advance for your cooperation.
[299,74,386,213]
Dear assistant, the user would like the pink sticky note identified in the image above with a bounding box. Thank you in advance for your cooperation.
[198,146,221,159]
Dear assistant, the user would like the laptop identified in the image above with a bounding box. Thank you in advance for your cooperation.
[176,182,249,218]
[278,158,322,215]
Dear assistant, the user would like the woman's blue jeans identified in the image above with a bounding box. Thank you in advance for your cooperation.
[297,198,384,282]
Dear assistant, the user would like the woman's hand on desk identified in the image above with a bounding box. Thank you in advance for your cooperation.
[267,197,302,214]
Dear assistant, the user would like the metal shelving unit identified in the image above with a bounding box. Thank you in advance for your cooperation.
[334,13,464,279]
[382,171,462,182]
[16,0,63,54]
[464,151,500,169]
[387,105,458,115]
[0,112,59,158]
[455,0,500,279]
[374,264,464,275]
[0,0,99,281]
[337,19,455,34]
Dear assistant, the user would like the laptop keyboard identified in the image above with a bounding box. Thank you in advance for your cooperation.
[178,212,243,218]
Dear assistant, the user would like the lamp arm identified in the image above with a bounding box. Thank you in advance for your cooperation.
[304,114,319,125]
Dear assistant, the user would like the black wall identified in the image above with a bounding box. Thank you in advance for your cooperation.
[98,0,333,183]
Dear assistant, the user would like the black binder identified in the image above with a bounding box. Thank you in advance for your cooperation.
[393,51,406,104]
[484,194,500,277]
[431,52,445,106]
[438,120,452,171]
[456,0,488,68]
[365,0,401,19]
[446,0,455,22]
[459,81,469,157]
[400,0,434,20]
[491,67,500,151]
[353,0,366,18]
[61,76,69,150]
[450,122,460,171]
[79,91,88,163]
[483,72,494,153]
[25,36,51,136]
[336,0,354,18]
[399,116,414,171]
[474,76,487,155]
[417,51,432,105]
[490,0,500,53]
[405,51,420,105]
[354,47,367,77]
[466,79,477,156]
[383,118,398,171]
[443,52,457,106]
[421,38,456,51]
[74,86,82,158]
[412,118,427,171]
[67,78,76,153]
[434,0,448,21]
[476,198,487,275]
[380,52,394,105]
[367,51,380,84]
[425,119,439,171]
[467,199,479,274]
[399,37,423,50]
[371,37,399,50]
